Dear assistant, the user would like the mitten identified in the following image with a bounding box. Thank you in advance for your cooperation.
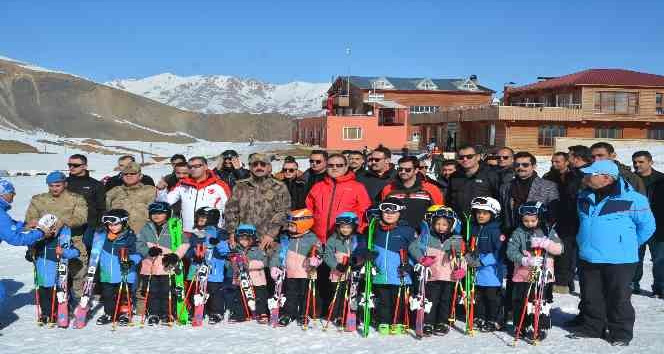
[418,256,436,268]
[148,246,162,257]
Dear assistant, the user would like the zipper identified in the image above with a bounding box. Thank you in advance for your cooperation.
[384,230,390,275]
[324,180,337,240]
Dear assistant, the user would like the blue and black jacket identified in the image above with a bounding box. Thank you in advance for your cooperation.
[471,219,505,287]
[186,226,231,283]
[367,220,415,286]
[32,227,80,287]
[98,228,142,284]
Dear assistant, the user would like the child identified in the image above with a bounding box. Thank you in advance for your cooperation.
[322,212,362,327]
[360,198,416,335]
[229,223,271,324]
[185,207,230,325]
[273,208,322,326]
[466,196,506,332]
[507,201,563,341]
[96,209,142,325]
[409,205,466,336]
[29,224,80,324]
[136,202,190,326]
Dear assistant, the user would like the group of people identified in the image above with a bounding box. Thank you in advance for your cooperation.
[0,141,660,347]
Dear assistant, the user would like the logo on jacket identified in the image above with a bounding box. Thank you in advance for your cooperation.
[207,188,215,194]
[475,179,483,183]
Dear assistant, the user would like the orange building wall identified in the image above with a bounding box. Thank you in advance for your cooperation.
[325,116,409,151]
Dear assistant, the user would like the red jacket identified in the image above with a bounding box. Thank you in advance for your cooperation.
[305,172,372,244]
[379,175,445,229]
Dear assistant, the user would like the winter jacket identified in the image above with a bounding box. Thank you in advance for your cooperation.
[543,168,582,238]
[25,190,88,233]
[639,169,664,204]
[367,221,415,286]
[305,172,372,243]
[136,220,190,276]
[98,228,142,284]
[224,175,290,239]
[32,227,80,287]
[356,168,397,204]
[499,175,559,232]
[323,232,362,282]
[213,167,251,189]
[104,173,155,192]
[106,183,156,233]
[157,170,231,232]
[185,226,230,283]
[302,168,327,196]
[274,174,307,210]
[651,180,664,243]
[615,161,646,195]
[229,243,270,286]
[470,220,505,287]
[507,226,563,283]
[0,198,44,247]
[66,172,106,234]
[576,178,655,264]
[380,175,445,229]
[271,232,321,279]
[408,222,465,282]
[446,164,501,216]
[497,167,515,187]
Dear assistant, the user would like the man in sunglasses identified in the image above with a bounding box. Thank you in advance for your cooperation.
[157,157,231,232]
[379,156,444,229]
[224,153,291,251]
[302,149,328,195]
[103,155,155,192]
[65,154,106,237]
[446,144,500,216]
[356,145,397,203]
[213,149,250,189]
[273,156,306,210]
[495,147,515,185]
[107,162,157,234]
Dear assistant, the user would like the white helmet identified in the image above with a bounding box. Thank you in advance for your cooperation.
[470,196,501,216]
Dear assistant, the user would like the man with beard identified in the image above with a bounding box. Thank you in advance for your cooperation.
[302,150,328,194]
[356,145,397,203]
[446,144,500,216]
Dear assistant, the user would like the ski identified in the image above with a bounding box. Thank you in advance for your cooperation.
[344,268,361,332]
[235,253,256,320]
[168,217,188,325]
[268,269,285,327]
[361,217,377,337]
[56,227,72,328]
[448,239,466,328]
[302,245,319,330]
[192,243,212,327]
[73,231,106,329]
[410,263,432,339]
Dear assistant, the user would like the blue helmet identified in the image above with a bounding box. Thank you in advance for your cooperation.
[335,212,359,225]
[236,224,257,239]
[148,201,172,216]
[0,179,15,195]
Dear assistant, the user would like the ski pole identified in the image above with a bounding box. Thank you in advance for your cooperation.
[340,266,351,331]
[324,257,347,331]
[139,262,155,327]
[167,272,174,327]
[303,278,312,330]
[31,249,41,324]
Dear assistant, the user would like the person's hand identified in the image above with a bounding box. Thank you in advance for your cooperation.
[464,253,481,268]
[530,237,552,249]
[418,256,436,268]
[259,234,274,251]
[228,234,237,249]
[451,268,466,281]
[270,267,284,280]
[231,157,242,170]
[308,256,322,268]
[26,219,38,229]
[157,178,168,190]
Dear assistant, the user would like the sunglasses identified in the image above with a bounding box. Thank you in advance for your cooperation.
[498,155,512,160]
[223,156,235,161]
[514,162,532,168]
[378,202,405,212]
[457,154,476,161]
[188,164,204,169]
[397,167,413,173]
[327,163,346,169]
[67,163,84,168]
[251,161,268,168]
[123,172,139,176]
[282,168,297,173]
[287,215,313,222]
[368,158,383,162]
[102,215,127,225]
[309,159,323,164]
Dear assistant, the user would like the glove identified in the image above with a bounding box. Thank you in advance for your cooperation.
[335,262,349,273]
[418,256,436,268]
[451,268,466,281]
[521,256,543,267]
[270,267,284,281]
[464,253,482,268]
[120,260,134,272]
[398,263,414,275]
[162,253,180,270]
[530,237,552,249]
[209,237,220,245]
[308,256,322,268]
[355,249,378,262]
[148,246,162,257]
[25,249,34,263]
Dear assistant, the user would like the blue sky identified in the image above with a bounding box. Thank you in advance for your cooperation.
[2,0,663,94]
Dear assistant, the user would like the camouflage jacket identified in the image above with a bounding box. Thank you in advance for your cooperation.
[106,183,156,233]
[224,176,291,239]
[25,190,88,232]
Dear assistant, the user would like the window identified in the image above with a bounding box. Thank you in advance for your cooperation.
[409,106,440,114]
[417,79,438,90]
[648,128,664,140]
[343,127,362,140]
[657,93,663,114]
[593,91,639,114]
[595,127,623,139]
[538,125,567,146]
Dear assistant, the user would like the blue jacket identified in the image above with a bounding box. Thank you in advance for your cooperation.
[185,226,230,283]
[577,178,656,264]
[32,227,80,287]
[471,220,505,287]
[98,228,142,284]
[370,221,415,286]
[0,198,44,246]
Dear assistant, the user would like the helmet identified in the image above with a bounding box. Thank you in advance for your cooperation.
[287,208,314,234]
[470,196,501,216]
[236,224,257,241]
[518,201,549,220]
[335,212,359,226]
[148,202,172,217]
[425,205,459,232]
[195,207,221,227]
[101,209,129,227]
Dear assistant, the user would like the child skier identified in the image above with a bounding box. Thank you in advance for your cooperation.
[322,212,363,327]
[358,198,416,335]
[408,205,466,336]
[507,201,563,341]
[185,207,230,325]
[466,196,506,332]
[96,209,142,326]
[229,223,271,324]
[136,202,190,326]
[273,208,322,327]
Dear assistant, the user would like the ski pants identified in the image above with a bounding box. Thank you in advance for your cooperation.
[283,278,319,319]
[37,286,55,320]
[373,284,405,325]
[142,275,172,317]
[316,263,332,311]
[554,235,577,289]
[69,235,89,300]
[328,280,348,320]
[632,239,664,294]
[580,261,636,341]
[475,286,501,323]
[511,282,552,330]
[224,283,247,321]
[425,281,453,325]
[100,282,134,317]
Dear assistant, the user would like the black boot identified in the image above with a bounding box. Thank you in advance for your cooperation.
[146,315,160,326]
[208,313,223,325]
[96,314,112,325]
[278,315,293,327]
[422,324,434,336]
[433,323,449,336]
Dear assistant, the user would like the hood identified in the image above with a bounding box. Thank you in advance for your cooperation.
[0,197,10,211]
[180,170,222,189]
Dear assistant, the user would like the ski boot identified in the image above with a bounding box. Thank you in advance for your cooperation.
[118,314,131,326]
[378,323,390,335]
[38,315,49,326]
[146,315,160,326]
[208,313,223,325]
[434,323,450,336]
[422,324,434,337]
[278,315,293,327]
[481,321,500,332]
[96,314,112,325]
[390,323,405,335]
[256,314,269,325]
[159,314,171,326]
[474,318,485,330]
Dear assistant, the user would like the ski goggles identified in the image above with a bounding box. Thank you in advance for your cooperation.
[335,216,358,225]
[426,208,457,222]
[236,230,256,239]
[286,215,313,223]
[518,202,543,216]
[148,202,170,214]
[378,202,405,213]
[471,197,491,206]
[101,215,128,225]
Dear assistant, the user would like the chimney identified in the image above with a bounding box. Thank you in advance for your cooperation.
[469,74,478,84]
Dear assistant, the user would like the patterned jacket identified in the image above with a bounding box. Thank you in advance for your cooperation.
[25,190,88,232]
[106,183,157,233]
[499,176,559,232]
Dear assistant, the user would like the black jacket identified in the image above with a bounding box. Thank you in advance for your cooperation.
[104,173,154,192]
[446,164,500,216]
[282,177,307,210]
[301,168,327,195]
[356,168,397,204]
[640,169,664,203]
[66,172,105,235]
[213,167,250,189]
[651,179,664,242]
[543,167,583,238]
[499,174,559,232]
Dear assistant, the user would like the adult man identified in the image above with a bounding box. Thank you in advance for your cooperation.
[348,150,366,173]
[274,157,306,210]
[436,159,457,196]
[380,156,444,228]
[302,150,328,194]
[495,147,515,185]
[162,154,187,190]
[26,171,88,235]
[213,149,251,189]
[158,157,231,232]
[106,162,156,233]
[649,179,664,298]
[356,145,397,203]
[630,150,664,294]
[446,145,500,216]
[224,153,291,250]
[104,155,155,191]
[590,142,645,195]
[570,160,655,346]
[162,161,189,218]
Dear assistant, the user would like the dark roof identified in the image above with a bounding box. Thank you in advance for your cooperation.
[344,76,494,93]
[508,69,664,93]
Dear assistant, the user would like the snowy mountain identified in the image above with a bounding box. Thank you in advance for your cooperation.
[106,73,329,116]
